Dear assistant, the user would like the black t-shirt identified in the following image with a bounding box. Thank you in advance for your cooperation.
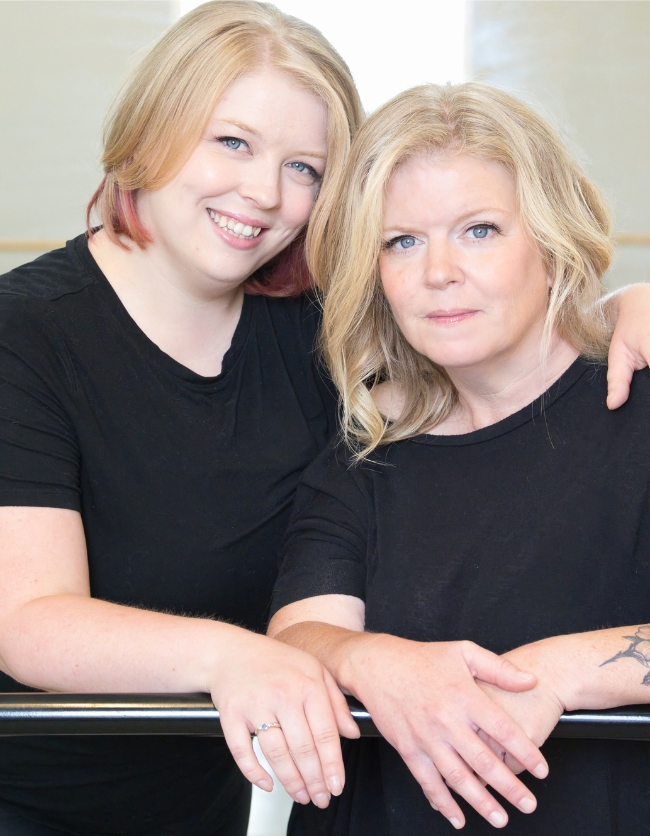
[0,235,336,836]
[273,359,650,836]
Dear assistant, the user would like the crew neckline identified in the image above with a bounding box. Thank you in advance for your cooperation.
[71,234,254,387]
[412,357,593,447]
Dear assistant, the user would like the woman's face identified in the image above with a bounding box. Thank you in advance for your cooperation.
[379,153,552,377]
[136,67,328,296]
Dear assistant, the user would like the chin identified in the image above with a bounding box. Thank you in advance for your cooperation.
[421,345,490,370]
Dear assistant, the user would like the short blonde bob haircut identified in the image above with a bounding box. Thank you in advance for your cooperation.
[317,83,613,460]
[87,0,363,297]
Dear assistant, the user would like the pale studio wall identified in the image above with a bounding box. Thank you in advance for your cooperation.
[0,0,174,273]
[468,0,650,290]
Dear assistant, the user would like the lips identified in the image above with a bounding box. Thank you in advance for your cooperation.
[426,309,478,324]
[207,209,263,240]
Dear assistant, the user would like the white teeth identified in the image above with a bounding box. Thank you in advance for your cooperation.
[208,210,262,239]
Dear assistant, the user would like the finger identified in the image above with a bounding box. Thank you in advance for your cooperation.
[220,717,274,792]
[400,750,466,829]
[607,338,647,410]
[276,713,333,809]
[504,752,526,775]
[437,732,538,821]
[462,642,537,692]
[606,340,636,410]
[324,669,360,740]
[477,729,506,762]
[304,683,350,796]
[427,736,538,829]
[255,726,314,805]
[478,701,548,781]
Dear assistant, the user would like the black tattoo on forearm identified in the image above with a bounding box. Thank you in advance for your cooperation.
[601,626,650,685]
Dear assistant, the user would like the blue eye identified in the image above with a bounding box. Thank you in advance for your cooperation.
[288,161,321,183]
[386,235,417,250]
[218,137,246,151]
[469,225,493,239]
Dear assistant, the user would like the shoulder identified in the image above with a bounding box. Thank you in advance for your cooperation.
[256,292,323,346]
[0,235,94,305]
[577,360,650,407]
[0,236,96,374]
[615,365,650,412]
[298,436,384,502]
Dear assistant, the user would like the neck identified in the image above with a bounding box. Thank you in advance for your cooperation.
[89,230,245,377]
[436,334,579,435]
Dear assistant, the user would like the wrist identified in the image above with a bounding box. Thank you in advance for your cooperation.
[504,636,577,712]
[334,631,396,699]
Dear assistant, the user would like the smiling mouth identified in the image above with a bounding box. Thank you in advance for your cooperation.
[207,210,262,240]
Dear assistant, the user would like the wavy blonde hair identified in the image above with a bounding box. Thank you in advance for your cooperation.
[87,0,363,296]
[317,83,613,460]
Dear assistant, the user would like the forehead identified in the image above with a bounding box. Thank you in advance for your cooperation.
[384,153,516,220]
[209,68,329,151]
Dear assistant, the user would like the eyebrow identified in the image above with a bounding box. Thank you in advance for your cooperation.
[215,119,328,160]
[382,208,512,231]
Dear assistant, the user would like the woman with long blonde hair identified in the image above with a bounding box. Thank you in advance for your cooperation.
[270,82,650,835]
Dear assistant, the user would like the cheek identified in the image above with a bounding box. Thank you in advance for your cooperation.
[281,183,318,229]
[380,263,418,317]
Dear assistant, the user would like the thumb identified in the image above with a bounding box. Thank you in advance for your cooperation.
[606,339,636,410]
[463,643,537,692]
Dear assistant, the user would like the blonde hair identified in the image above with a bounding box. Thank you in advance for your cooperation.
[87,0,363,296]
[318,83,614,460]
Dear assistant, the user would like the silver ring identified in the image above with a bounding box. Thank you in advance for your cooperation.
[253,722,282,736]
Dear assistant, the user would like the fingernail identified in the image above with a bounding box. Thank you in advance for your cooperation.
[430,803,438,811]
[449,818,462,830]
[293,790,310,804]
[519,797,536,814]
[255,779,272,792]
[534,763,549,779]
[314,792,330,808]
[327,776,343,796]
[489,811,507,827]
[516,670,535,680]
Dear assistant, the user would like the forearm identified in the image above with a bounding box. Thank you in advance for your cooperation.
[505,623,650,712]
[0,592,250,694]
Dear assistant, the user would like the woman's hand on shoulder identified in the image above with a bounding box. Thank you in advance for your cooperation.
[208,629,359,808]
[343,635,548,830]
[605,284,650,409]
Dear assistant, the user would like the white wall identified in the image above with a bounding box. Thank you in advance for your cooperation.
[179,0,467,112]
[468,0,650,289]
[0,0,173,273]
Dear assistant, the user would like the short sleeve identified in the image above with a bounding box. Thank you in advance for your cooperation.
[0,301,81,509]
[270,441,372,615]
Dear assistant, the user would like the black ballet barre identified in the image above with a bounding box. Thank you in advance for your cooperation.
[2,693,650,740]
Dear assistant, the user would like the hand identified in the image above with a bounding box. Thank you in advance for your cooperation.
[347,635,549,830]
[605,284,650,409]
[477,686,563,776]
[209,630,359,808]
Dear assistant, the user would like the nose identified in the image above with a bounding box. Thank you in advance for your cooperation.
[238,157,281,211]
[424,238,464,289]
